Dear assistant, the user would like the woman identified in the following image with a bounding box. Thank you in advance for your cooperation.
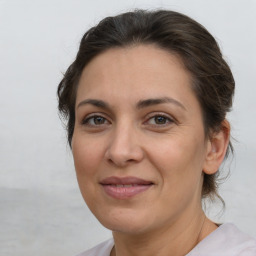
[57,10,256,256]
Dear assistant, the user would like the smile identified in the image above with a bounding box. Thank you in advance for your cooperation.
[100,176,154,199]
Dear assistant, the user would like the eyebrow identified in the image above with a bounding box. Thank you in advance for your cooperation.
[77,97,186,111]
[137,97,186,110]
[77,99,111,110]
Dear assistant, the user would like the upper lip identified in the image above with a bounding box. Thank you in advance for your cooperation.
[100,176,153,185]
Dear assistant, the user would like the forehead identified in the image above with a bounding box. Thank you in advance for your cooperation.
[76,45,197,109]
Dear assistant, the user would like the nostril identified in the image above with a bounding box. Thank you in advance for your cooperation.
[106,155,138,167]
[107,158,114,164]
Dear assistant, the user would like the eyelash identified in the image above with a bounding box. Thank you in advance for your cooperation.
[145,114,174,127]
[81,114,110,127]
[81,113,175,128]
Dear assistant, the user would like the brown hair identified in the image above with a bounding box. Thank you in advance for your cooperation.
[57,9,235,200]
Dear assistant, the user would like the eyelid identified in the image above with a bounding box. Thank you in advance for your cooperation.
[81,112,111,125]
[144,112,176,126]
[80,111,177,127]
[146,112,175,121]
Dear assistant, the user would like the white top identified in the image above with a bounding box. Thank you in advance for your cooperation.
[76,223,256,256]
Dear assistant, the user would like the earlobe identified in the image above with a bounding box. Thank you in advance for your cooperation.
[203,120,230,175]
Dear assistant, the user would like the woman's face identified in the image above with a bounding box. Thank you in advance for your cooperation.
[72,45,212,234]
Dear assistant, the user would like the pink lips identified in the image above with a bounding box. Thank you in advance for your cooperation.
[100,176,153,199]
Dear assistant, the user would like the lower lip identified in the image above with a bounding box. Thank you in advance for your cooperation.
[101,184,152,199]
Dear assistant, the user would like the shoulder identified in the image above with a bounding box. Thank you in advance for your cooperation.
[188,223,256,256]
[75,239,114,256]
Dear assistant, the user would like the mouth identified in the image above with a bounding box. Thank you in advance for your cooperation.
[100,176,154,199]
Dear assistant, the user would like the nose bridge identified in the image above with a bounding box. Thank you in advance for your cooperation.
[106,118,143,166]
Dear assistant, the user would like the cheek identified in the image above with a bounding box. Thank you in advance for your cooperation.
[147,133,206,184]
[72,134,104,178]
[71,134,105,208]
[149,136,205,212]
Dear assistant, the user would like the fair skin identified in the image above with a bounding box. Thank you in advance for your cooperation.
[72,45,230,256]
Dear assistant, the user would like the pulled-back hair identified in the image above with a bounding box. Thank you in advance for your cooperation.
[57,9,235,200]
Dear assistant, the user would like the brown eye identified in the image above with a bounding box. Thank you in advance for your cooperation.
[82,115,109,126]
[94,116,105,125]
[154,116,167,124]
[147,115,173,126]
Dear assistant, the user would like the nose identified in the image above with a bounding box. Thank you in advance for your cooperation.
[105,123,144,167]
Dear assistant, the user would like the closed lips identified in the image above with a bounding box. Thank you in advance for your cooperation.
[100,176,154,199]
[111,184,146,187]
[100,176,154,186]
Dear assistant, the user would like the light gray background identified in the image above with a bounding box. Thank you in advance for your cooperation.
[0,0,255,255]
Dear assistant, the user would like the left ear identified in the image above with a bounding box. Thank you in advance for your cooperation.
[203,120,230,175]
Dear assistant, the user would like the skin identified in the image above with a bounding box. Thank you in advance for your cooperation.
[72,45,230,256]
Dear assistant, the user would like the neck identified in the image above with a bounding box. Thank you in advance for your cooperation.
[111,210,217,256]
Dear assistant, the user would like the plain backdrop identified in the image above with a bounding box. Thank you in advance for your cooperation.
[0,0,256,255]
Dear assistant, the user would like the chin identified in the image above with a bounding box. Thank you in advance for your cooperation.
[95,208,151,234]
[105,222,149,235]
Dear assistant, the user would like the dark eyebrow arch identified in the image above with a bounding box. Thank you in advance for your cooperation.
[137,97,186,110]
[77,99,110,110]
[77,97,186,111]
